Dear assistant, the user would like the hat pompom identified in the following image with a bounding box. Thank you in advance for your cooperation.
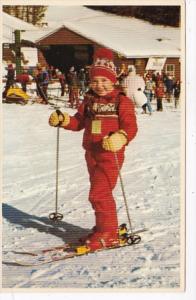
[94,48,114,61]
[91,47,117,83]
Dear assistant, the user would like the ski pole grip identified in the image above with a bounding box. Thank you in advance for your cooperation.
[56,109,64,126]
[109,131,114,136]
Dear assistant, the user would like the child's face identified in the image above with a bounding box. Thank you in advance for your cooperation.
[90,76,114,96]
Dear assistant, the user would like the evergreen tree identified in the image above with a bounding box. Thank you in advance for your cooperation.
[86,6,180,27]
[3,5,47,26]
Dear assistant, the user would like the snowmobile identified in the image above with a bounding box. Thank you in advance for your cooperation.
[5,86,29,105]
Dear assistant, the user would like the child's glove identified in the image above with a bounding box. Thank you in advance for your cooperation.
[102,130,128,152]
[49,110,70,127]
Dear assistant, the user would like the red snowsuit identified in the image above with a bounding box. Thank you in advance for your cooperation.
[63,89,137,234]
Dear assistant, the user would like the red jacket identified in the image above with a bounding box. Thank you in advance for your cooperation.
[64,89,138,151]
[58,74,65,84]
[155,86,165,98]
[16,73,30,84]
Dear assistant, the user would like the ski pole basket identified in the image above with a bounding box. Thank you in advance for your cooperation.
[49,212,63,222]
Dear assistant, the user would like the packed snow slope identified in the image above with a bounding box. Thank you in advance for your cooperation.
[2,100,182,289]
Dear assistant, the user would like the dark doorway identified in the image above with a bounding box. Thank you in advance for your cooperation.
[42,44,93,74]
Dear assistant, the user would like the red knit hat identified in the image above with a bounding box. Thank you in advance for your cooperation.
[90,48,117,83]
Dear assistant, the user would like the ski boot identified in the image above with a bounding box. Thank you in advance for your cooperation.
[118,223,141,245]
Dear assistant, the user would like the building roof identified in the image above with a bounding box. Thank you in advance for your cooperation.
[62,18,180,58]
[3,7,181,58]
[2,12,39,43]
[40,6,181,58]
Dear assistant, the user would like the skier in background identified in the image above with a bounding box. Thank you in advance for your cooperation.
[57,71,66,97]
[67,66,79,108]
[34,64,49,104]
[49,48,138,252]
[143,74,155,115]
[2,63,15,99]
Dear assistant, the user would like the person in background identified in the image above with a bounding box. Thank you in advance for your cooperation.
[57,71,66,97]
[173,80,181,109]
[85,66,91,88]
[35,65,49,104]
[67,66,79,108]
[165,73,174,102]
[155,71,164,85]
[124,65,145,102]
[78,68,86,95]
[48,65,57,80]
[133,88,148,114]
[144,74,156,115]
[48,48,138,252]
[3,63,15,98]
[151,71,157,83]
[33,63,41,97]
[155,81,165,111]
[16,67,32,92]
[117,63,127,89]
[161,71,168,84]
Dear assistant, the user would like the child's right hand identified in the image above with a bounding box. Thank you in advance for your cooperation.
[102,130,128,152]
[49,111,70,127]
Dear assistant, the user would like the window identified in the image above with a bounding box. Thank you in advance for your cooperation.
[165,64,175,76]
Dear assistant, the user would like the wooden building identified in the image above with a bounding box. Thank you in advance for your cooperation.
[36,23,180,80]
[3,7,181,80]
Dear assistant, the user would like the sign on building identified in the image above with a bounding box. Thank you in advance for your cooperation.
[145,57,166,71]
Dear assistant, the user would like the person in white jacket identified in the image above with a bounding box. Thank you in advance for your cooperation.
[124,66,145,101]
[133,88,148,114]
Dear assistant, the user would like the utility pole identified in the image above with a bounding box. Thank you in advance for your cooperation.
[14,29,22,75]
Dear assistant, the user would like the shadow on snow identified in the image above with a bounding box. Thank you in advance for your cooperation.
[2,203,91,244]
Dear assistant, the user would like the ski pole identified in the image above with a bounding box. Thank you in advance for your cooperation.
[113,151,133,233]
[108,132,146,240]
[49,110,64,222]
[113,151,143,244]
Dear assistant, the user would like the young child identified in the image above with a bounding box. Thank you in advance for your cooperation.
[155,81,165,111]
[49,48,138,251]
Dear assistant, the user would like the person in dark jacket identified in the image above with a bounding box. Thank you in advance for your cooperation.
[173,80,181,108]
[78,68,86,95]
[36,66,49,104]
[48,65,57,80]
[57,71,66,96]
[67,66,79,108]
[165,73,174,102]
[3,64,15,98]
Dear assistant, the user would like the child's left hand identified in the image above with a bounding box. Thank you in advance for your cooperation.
[102,130,128,152]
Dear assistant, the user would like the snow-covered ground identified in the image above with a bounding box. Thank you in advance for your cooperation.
[2,95,183,290]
